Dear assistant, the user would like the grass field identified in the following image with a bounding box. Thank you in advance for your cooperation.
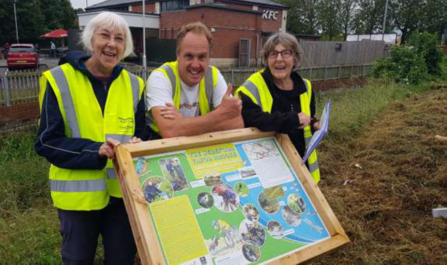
[0,61,445,263]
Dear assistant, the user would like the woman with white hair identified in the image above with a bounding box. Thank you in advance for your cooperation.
[235,32,321,183]
[35,12,145,264]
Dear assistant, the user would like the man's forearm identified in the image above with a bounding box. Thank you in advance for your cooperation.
[157,109,243,138]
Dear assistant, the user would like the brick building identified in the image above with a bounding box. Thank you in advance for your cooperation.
[78,0,288,67]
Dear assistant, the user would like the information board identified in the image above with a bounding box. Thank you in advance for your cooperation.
[115,128,349,265]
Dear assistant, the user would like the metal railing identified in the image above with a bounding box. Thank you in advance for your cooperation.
[1,64,374,106]
[1,69,42,106]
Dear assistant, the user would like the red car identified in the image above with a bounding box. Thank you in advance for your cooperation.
[7,43,39,70]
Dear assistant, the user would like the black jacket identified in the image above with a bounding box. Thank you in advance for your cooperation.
[240,69,316,158]
[35,51,147,170]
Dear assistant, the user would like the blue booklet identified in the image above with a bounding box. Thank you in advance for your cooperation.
[302,100,331,164]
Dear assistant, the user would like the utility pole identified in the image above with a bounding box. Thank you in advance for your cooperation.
[13,0,19,43]
[382,0,389,41]
[142,0,147,80]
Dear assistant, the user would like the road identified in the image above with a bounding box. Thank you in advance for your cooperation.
[0,57,59,75]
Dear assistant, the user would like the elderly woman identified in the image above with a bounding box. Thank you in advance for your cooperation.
[35,12,145,264]
[236,32,321,183]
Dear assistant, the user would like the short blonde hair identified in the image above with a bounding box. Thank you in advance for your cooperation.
[262,32,302,70]
[81,12,134,59]
[176,22,213,53]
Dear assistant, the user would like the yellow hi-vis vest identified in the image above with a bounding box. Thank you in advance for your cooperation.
[235,71,321,183]
[39,64,144,210]
[148,61,218,133]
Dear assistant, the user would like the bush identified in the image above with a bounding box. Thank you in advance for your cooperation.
[372,46,429,85]
[371,32,443,85]
[407,32,444,76]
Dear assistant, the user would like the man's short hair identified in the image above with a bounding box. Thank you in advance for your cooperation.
[176,22,213,53]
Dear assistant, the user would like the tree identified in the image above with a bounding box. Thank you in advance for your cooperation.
[0,0,45,44]
[317,0,343,40]
[352,0,387,34]
[278,0,321,35]
[339,0,358,40]
[423,0,447,36]
[387,0,422,44]
[39,0,76,32]
[0,0,75,45]
[388,0,447,43]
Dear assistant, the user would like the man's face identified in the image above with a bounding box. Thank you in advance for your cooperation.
[177,32,210,87]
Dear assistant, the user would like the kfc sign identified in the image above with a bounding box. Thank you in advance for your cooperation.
[263,10,279,20]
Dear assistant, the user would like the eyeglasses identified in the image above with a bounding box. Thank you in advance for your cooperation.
[268,50,294,59]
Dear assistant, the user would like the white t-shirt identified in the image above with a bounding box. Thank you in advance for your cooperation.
[145,68,227,118]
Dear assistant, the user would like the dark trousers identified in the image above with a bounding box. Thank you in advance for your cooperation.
[57,197,137,265]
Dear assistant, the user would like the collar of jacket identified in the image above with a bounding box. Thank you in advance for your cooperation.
[58,50,124,85]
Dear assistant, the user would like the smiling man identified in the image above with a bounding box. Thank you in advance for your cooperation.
[145,22,244,139]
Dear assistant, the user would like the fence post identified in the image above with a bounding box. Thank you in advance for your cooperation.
[2,71,11,106]
[231,69,235,85]
[309,68,313,81]
[350,65,353,79]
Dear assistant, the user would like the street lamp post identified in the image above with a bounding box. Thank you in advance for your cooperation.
[382,0,389,41]
[13,0,19,43]
[142,0,147,79]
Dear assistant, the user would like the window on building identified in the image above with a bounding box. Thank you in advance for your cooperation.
[161,0,190,11]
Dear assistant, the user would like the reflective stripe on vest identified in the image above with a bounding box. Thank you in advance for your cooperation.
[204,66,214,106]
[129,73,140,113]
[308,159,319,173]
[50,179,106,192]
[161,64,177,96]
[240,80,263,109]
[105,134,132,144]
[50,67,80,137]
[107,168,117,179]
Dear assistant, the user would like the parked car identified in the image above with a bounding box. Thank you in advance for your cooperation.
[7,43,39,70]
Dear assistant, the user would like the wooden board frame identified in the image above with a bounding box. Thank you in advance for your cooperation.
[114,128,349,265]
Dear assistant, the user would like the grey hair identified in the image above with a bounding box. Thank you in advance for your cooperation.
[262,32,302,71]
[81,12,134,59]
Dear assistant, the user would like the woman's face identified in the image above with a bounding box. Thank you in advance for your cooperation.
[90,26,125,73]
[267,44,295,82]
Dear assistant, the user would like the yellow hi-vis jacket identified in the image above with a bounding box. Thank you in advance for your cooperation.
[235,70,321,183]
[39,64,144,210]
[148,61,218,133]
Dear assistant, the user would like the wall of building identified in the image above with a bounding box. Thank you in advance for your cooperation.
[260,10,283,32]
[160,5,270,66]
[215,1,284,32]
[131,3,156,13]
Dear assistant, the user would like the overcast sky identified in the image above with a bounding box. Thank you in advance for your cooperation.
[70,0,105,9]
